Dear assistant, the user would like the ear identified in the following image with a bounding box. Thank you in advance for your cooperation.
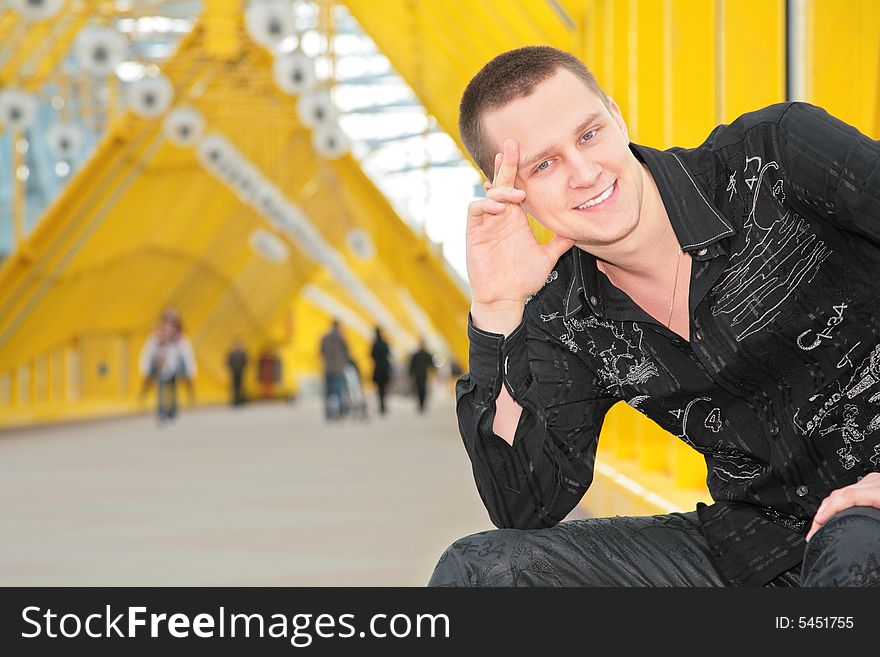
[606,96,629,142]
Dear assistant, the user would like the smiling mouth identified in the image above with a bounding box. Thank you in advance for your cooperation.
[575,181,616,209]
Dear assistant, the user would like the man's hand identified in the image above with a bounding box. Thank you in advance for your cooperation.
[805,472,880,541]
[466,138,574,334]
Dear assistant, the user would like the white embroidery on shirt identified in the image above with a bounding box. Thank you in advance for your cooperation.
[793,343,880,469]
[796,303,847,351]
[727,173,737,202]
[554,315,659,390]
[670,397,756,482]
[627,395,649,411]
[711,156,832,342]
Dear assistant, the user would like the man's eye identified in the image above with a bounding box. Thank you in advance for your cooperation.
[536,160,550,172]
[581,129,596,142]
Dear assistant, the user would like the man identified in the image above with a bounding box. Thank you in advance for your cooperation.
[226,338,248,407]
[429,46,880,587]
[371,326,392,415]
[320,319,350,421]
[408,340,435,414]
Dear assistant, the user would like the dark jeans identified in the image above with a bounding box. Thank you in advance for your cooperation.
[324,372,348,420]
[156,377,178,422]
[231,372,245,406]
[428,506,880,587]
[414,381,427,413]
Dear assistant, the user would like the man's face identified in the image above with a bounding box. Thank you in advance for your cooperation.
[483,68,645,247]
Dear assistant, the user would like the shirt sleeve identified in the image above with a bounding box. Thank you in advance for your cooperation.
[777,102,880,242]
[456,313,616,530]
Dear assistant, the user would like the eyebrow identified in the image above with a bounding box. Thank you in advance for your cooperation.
[519,111,604,171]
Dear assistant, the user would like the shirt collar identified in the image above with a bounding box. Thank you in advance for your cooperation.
[571,142,736,318]
[630,142,735,252]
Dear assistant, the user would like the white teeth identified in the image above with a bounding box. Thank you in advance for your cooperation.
[577,182,615,209]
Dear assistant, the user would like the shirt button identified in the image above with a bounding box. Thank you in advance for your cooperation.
[796,485,809,497]
[589,295,598,306]
[696,247,708,256]
[693,329,702,342]
[768,423,779,437]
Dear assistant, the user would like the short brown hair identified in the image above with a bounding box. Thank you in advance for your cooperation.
[459,46,609,179]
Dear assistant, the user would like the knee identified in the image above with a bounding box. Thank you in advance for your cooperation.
[427,528,522,587]
[802,506,880,587]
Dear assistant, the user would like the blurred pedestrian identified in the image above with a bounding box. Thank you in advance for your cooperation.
[370,326,392,416]
[408,340,435,414]
[226,338,248,407]
[319,319,350,421]
[138,307,196,425]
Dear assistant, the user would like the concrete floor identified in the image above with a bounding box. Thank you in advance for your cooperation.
[0,390,582,586]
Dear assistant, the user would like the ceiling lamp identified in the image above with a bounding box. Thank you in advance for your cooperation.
[9,0,64,20]
[196,134,234,172]
[296,89,336,128]
[346,229,375,260]
[272,51,316,96]
[73,26,128,78]
[162,106,205,147]
[249,229,290,264]
[312,123,348,160]
[0,89,38,131]
[46,123,84,160]
[127,75,174,118]
[244,0,296,51]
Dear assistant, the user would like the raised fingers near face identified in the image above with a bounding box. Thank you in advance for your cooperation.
[492,139,520,189]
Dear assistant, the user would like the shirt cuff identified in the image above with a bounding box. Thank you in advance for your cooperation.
[466,313,531,400]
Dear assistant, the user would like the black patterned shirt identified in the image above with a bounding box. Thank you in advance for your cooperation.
[456,102,880,586]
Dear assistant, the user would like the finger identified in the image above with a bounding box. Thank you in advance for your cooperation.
[493,139,520,188]
[485,186,526,204]
[468,198,506,217]
[805,519,822,542]
[492,152,502,182]
[806,489,863,540]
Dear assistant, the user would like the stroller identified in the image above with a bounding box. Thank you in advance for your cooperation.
[342,359,369,421]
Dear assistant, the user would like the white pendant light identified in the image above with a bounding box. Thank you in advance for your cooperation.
[46,122,84,160]
[312,122,348,159]
[244,0,296,51]
[73,26,128,78]
[272,51,316,95]
[0,89,38,131]
[9,0,64,21]
[162,106,205,147]
[296,89,336,128]
[127,74,174,118]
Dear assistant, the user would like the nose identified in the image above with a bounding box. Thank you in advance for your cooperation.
[568,156,601,190]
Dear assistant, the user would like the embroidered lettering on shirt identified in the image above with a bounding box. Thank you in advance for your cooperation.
[797,303,847,350]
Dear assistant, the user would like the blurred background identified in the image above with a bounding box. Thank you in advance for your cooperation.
[1,0,878,585]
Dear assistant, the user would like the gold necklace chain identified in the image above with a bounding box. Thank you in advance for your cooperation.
[666,249,683,329]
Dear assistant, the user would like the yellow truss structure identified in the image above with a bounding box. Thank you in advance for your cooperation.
[0,1,469,427]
